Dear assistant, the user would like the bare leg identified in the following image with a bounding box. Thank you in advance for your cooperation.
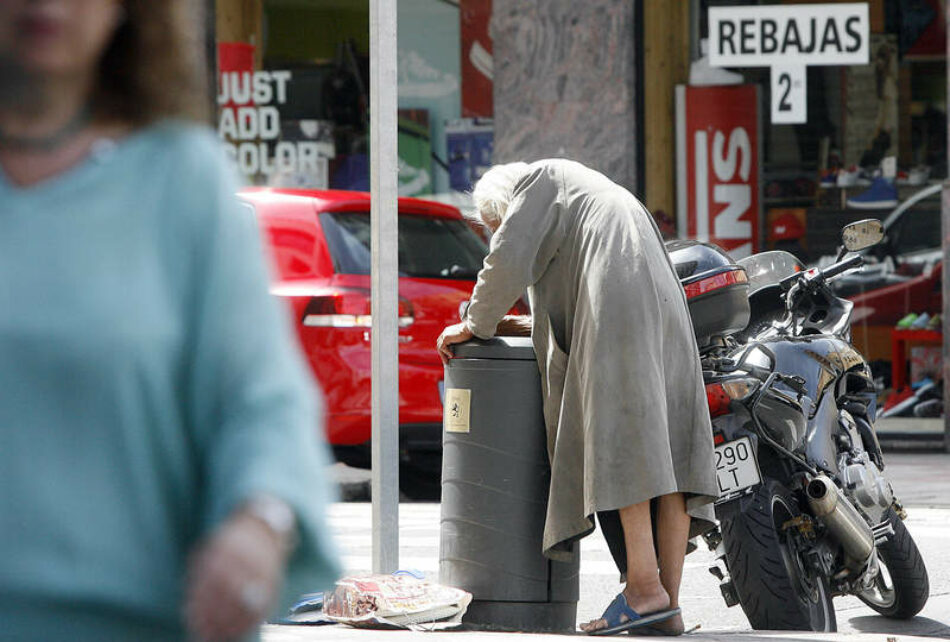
[580,500,670,633]
[651,492,691,634]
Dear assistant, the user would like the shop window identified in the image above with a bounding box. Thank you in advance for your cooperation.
[216,0,491,199]
[695,0,946,264]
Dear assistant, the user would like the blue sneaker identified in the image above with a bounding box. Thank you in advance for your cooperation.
[910,312,931,329]
[847,177,898,209]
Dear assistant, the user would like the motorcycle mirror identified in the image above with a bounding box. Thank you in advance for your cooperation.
[841,219,884,252]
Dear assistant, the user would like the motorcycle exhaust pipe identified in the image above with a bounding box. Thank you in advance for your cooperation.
[806,475,874,567]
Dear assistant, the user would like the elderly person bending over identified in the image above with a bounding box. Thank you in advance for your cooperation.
[437,160,718,636]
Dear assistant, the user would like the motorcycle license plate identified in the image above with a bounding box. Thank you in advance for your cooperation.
[715,437,761,498]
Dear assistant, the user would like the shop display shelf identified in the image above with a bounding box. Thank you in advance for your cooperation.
[891,328,943,391]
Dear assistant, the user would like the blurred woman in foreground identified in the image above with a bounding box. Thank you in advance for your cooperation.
[0,2,339,640]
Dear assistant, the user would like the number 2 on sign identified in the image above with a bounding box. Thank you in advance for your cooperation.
[771,65,806,124]
[777,73,792,112]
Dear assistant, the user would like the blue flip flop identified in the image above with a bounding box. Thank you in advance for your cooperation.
[586,594,681,636]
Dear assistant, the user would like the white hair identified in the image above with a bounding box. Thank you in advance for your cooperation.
[470,162,530,228]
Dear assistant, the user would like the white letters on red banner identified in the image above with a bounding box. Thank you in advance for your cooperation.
[676,85,760,259]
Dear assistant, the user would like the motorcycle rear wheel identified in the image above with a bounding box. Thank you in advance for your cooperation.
[720,478,837,632]
[857,508,929,619]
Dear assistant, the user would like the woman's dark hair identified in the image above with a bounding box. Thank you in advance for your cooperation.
[96,0,209,125]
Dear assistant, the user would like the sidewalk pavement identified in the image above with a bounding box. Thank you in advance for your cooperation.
[265,629,945,642]
[305,455,950,642]
[264,592,950,641]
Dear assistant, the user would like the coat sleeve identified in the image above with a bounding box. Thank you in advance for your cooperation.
[466,165,565,338]
[186,145,341,608]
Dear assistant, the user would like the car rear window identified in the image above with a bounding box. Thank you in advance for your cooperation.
[319,211,488,279]
[889,200,941,256]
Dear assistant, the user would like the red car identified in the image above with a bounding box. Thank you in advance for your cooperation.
[239,188,510,494]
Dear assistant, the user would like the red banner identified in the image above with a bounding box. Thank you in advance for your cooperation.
[217,42,256,109]
[460,0,493,117]
[677,85,760,259]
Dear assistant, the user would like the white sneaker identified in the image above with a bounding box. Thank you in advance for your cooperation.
[837,165,871,187]
[897,166,931,186]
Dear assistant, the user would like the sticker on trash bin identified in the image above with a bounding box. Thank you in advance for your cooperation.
[443,388,471,433]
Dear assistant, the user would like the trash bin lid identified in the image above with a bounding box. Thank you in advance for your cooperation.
[451,336,537,360]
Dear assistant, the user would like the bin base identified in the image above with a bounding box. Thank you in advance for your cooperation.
[462,599,577,633]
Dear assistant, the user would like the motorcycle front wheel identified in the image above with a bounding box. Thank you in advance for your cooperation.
[857,508,929,619]
[720,478,837,632]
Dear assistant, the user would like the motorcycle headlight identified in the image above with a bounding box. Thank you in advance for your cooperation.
[721,377,760,401]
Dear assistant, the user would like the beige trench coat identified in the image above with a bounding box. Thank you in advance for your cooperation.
[466,159,719,561]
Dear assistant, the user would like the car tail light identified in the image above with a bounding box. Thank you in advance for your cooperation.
[301,287,414,328]
[684,269,748,299]
[713,432,726,445]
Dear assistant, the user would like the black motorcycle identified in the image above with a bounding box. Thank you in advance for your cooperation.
[668,220,929,632]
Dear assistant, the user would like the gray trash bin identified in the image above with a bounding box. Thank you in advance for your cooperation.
[439,337,579,633]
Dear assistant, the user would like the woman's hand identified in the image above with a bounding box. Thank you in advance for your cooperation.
[437,322,474,365]
[185,505,292,641]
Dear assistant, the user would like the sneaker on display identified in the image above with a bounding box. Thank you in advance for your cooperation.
[819,169,838,188]
[895,166,932,186]
[896,313,919,329]
[846,177,898,209]
[912,398,943,418]
[836,165,872,187]
[883,386,915,411]
[927,314,942,331]
[910,312,931,329]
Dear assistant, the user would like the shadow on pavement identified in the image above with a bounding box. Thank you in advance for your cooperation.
[846,615,950,638]
[880,440,949,454]
[329,461,444,502]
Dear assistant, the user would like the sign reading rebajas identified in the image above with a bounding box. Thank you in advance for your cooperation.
[708,3,869,123]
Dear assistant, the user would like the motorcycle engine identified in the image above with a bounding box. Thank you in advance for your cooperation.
[837,411,894,526]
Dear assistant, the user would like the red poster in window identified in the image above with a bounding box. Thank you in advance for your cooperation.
[676,85,760,259]
[460,0,493,117]
[217,42,255,109]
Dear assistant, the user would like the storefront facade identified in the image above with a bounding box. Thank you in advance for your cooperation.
[678,0,946,429]
[210,0,948,441]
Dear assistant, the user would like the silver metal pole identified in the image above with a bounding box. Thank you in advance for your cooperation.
[689,0,700,62]
[370,0,400,573]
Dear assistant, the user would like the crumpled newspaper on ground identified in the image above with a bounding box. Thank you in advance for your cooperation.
[324,573,472,630]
